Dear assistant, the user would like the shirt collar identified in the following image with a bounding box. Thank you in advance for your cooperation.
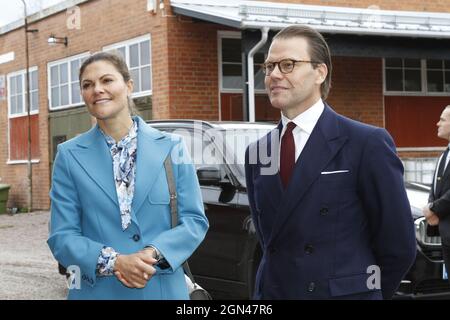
[281,98,324,135]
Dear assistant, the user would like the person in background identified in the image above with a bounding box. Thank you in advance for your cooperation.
[424,105,450,283]
[48,51,208,299]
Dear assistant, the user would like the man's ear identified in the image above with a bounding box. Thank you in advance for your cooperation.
[316,64,328,84]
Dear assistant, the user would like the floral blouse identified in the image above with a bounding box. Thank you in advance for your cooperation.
[96,118,138,276]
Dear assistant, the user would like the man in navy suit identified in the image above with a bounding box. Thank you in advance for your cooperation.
[424,105,450,283]
[245,25,416,299]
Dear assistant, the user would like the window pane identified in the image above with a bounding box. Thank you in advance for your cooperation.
[131,68,140,92]
[17,93,23,113]
[50,65,59,86]
[61,85,69,105]
[16,75,23,94]
[31,91,38,111]
[71,83,81,103]
[427,70,443,92]
[446,71,450,92]
[60,63,68,84]
[385,58,402,68]
[254,68,265,90]
[10,76,16,94]
[404,69,421,91]
[404,59,420,68]
[445,60,450,69]
[71,60,80,82]
[385,69,402,91]
[222,39,241,63]
[31,71,38,90]
[10,96,16,114]
[140,40,150,65]
[222,64,243,89]
[51,87,59,107]
[254,52,265,64]
[117,47,126,60]
[427,59,442,69]
[130,43,139,68]
[141,66,151,91]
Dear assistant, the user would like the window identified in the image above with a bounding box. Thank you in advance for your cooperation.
[427,60,450,93]
[103,35,152,97]
[8,67,39,117]
[48,53,88,110]
[219,33,265,92]
[7,67,40,162]
[384,58,450,95]
[385,58,421,92]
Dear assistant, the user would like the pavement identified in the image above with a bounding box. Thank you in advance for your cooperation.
[0,211,67,299]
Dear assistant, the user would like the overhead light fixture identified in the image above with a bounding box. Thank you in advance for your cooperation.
[47,34,68,46]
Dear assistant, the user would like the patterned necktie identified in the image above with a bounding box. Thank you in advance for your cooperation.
[280,122,296,188]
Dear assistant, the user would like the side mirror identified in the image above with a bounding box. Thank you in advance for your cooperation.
[197,166,221,185]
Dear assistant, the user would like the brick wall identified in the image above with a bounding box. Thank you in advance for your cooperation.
[327,57,384,127]
[0,0,162,209]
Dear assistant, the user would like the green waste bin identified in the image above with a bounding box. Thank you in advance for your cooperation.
[0,184,11,214]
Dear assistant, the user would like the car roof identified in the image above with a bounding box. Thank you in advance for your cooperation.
[146,119,277,130]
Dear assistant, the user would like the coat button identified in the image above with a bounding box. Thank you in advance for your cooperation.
[308,282,316,292]
[305,244,314,255]
[269,247,277,254]
[132,234,140,242]
[320,207,329,216]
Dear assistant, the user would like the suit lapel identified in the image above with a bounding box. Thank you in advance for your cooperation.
[70,126,119,207]
[131,117,173,215]
[256,124,284,211]
[267,105,348,246]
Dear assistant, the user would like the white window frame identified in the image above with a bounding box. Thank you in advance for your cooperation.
[7,66,39,119]
[102,34,152,98]
[47,52,90,111]
[383,58,450,96]
[218,31,266,94]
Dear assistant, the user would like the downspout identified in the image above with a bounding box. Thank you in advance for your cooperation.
[247,27,269,122]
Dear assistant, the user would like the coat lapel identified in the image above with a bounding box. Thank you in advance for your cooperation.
[131,117,173,215]
[69,126,119,207]
[267,105,348,246]
[69,117,173,225]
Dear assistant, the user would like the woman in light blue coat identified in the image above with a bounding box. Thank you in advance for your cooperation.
[47,52,208,300]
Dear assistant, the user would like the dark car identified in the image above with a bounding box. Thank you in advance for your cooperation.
[148,119,450,299]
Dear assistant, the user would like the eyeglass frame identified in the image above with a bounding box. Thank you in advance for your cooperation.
[261,59,322,75]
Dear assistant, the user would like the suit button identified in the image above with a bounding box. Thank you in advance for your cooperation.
[320,207,329,216]
[132,234,140,242]
[269,247,277,254]
[305,244,314,255]
[308,282,315,292]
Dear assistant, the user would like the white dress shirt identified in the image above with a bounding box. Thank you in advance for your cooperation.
[279,99,325,170]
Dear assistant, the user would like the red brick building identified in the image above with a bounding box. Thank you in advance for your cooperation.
[0,0,449,210]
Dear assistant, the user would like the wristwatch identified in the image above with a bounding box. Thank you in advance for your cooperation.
[147,246,170,270]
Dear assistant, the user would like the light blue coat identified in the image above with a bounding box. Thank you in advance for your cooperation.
[47,116,208,300]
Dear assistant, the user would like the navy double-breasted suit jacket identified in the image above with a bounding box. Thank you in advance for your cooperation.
[245,105,416,299]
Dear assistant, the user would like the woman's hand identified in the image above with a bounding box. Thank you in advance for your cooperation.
[113,250,157,288]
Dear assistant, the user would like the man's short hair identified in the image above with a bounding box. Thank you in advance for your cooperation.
[273,25,332,99]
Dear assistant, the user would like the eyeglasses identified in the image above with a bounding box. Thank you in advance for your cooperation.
[261,59,320,75]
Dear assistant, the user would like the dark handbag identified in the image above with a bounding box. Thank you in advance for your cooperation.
[163,155,212,300]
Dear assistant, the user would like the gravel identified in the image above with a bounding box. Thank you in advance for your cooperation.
[0,211,67,300]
